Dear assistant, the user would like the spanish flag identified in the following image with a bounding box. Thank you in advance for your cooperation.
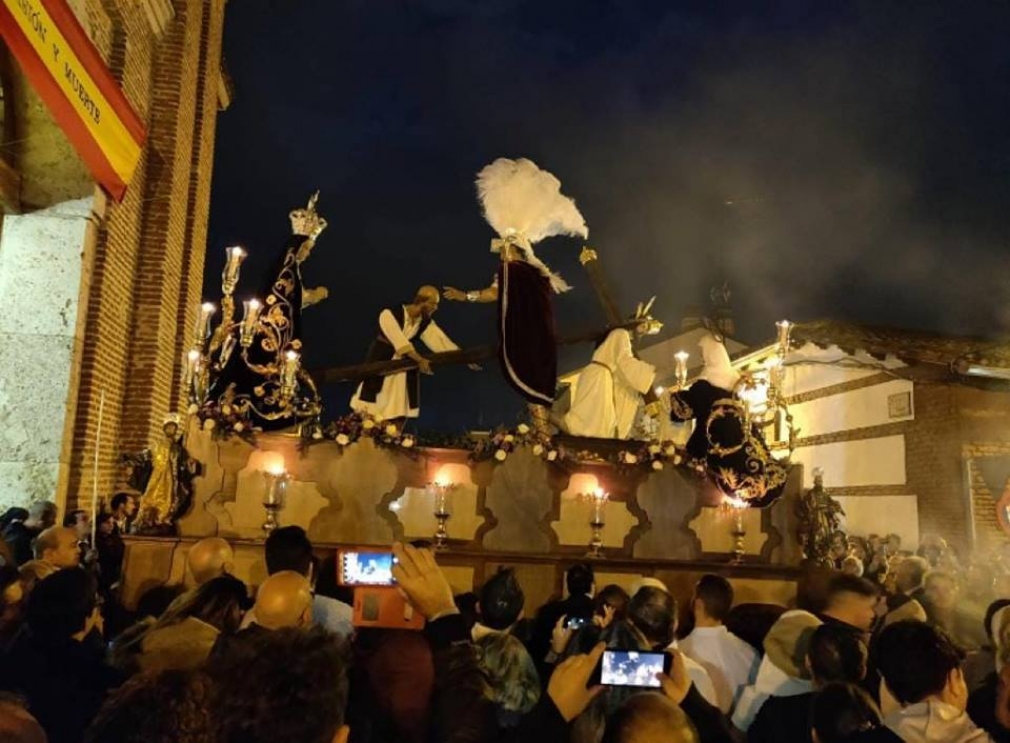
[0,0,146,201]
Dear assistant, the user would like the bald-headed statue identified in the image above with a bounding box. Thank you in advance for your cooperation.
[350,284,463,423]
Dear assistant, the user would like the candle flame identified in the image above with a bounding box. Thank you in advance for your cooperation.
[285,350,300,362]
[201,302,216,314]
[674,351,690,362]
[226,246,247,260]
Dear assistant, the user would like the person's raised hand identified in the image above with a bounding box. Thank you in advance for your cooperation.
[551,614,574,655]
[391,542,456,620]
[593,604,616,629]
[442,286,466,302]
[657,649,692,705]
[547,642,606,722]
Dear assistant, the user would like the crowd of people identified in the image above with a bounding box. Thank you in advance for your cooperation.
[2,498,1010,743]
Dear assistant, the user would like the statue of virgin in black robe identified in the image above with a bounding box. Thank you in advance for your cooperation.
[204,196,327,431]
[669,335,788,508]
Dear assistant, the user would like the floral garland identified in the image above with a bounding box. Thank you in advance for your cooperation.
[616,440,685,471]
[469,423,563,464]
[192,400,257,442]
[300,412,418,452]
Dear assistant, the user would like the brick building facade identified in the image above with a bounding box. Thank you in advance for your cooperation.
[0,0,229,513]
[733,321,1010,555]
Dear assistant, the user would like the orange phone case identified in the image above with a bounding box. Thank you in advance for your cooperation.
[352,586,425,630]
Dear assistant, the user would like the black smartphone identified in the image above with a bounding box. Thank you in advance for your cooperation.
[565,616,588,630]
[589,650,672,688]
[338,550,397,586]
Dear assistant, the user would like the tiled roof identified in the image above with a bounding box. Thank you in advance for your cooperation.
[786,320,1010,368]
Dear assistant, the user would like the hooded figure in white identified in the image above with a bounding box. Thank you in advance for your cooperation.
[564,328,656,439]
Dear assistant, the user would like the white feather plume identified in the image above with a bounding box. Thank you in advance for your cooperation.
[476,158,588,243]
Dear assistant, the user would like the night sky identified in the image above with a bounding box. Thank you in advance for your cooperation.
[206,1,1010,432]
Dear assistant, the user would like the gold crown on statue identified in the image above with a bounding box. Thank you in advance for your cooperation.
[289,191,329,239]
[633,297,662,336]
[163,413,183,427]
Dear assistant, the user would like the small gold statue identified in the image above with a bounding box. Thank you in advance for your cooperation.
[137,414,200,533]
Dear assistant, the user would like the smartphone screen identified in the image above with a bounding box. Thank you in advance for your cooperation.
[598,650,670,688]
[565,616,587,630]
[340,551,396,586]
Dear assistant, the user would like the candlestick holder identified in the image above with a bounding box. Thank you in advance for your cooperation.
[586,488,608,559]
[724,495,749,564]
[428,480,455,550]
[222,246,246,296]
[194,302,216,350]
[280,350,301,402]
[674,351,690,389]
[262,468,290,534]
[240,299,262,348]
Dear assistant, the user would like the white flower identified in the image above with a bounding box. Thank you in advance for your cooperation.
[503,434,515,443]
[385,424,398,436]
[187,404,199,415]
[664,445,677,457]
[546,450,558,462]
[532,444,544,456]
[652,460,664,471]
[312,430,324,440]
[221,404,233,416]
[401,437,415,448]
[203,419,215,431]
[336,433,350,446]
[494,449,508,462]
[624,453,638,465]
[648,444,662,455]
[517,423,530,435]
[362,419,376,430]
[233,422,245,433]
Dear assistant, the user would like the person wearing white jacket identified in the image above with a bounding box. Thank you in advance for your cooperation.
[877,620,996,742]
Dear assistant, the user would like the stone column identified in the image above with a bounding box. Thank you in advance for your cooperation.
[0,196,99,513]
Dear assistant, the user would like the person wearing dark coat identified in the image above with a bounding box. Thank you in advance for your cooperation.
[0,569,123,743]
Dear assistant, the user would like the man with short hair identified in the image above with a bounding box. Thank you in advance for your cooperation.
[531,563,595,666]
[263,526,352,637]
[2,502,57,566]
[679,574,759,713]
[474,566,525,640]
[600,692,700,743]
[877,620,994,742]
[748,622,869,743]
[822,573,881,633]
[186,537,234,586]
[109,493,136,536]
[207,626,351,743]
[0,569,122,743]
[31,526,82,570]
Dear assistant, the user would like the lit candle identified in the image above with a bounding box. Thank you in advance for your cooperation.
[183,348,202,388]
[221,246,247,296]
[674,351,690,388]
[240,298,262,347]
[775,320,793,355]
[590,487,608,525]
[193,302,216,347]
[281,349,300,399]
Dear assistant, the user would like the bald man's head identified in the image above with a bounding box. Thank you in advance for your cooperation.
[254,571,313,630]
[34,526,81,568]
[601,693,699,743]
[414,285,440,319]
[187,538,234,585]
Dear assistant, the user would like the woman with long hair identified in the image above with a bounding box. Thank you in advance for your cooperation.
[111,574,247,675]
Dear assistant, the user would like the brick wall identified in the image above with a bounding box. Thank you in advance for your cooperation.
[67,0,227,511]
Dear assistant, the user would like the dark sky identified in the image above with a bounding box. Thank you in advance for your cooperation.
[206,0,1010,432]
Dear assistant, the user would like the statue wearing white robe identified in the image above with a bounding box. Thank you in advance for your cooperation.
[350,306,459,421]
[564,328,656,439]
